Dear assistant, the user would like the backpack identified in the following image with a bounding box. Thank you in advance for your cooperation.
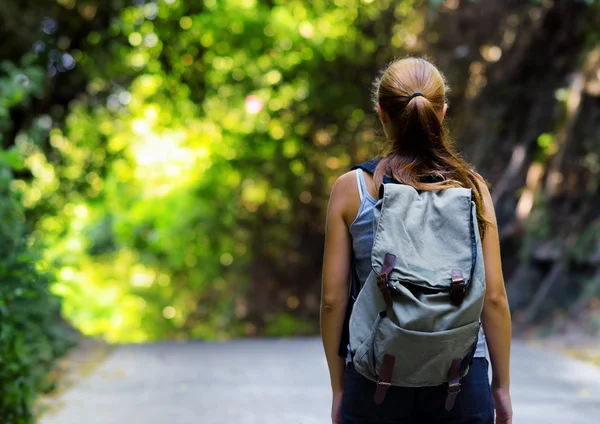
[344,158,486,411]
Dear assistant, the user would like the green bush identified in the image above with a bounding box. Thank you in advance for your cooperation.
[0,163,76,423]
[0,57,77,423]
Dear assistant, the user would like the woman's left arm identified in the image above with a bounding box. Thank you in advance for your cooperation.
[320,173,353,397]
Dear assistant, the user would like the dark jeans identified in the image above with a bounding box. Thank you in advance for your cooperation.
[341,358,494,424]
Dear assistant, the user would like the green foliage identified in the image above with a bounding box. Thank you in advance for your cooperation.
[0,164,77,422]
[0,55,45,124]
[0,55,77,423]
[535,133,557,163]
[9,0,423,343]
[264,313,313,337]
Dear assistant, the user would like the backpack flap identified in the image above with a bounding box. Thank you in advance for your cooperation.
[371,183,476,292]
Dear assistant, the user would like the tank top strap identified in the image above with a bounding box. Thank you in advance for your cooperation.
[356,168,376,204]
[355,169,364,202]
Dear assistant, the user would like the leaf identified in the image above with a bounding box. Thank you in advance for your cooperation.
[0,148,24,171]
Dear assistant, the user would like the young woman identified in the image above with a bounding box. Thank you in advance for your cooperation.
[320,57,513,423]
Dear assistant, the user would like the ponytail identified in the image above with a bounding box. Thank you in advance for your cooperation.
[372,57,490,240]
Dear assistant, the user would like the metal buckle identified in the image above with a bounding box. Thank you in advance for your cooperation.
[378,273,399,294]
[447,383,461,394]
[451,269,464,283]
[377,380,392,387]
[378,273,401,295]
[388,282,401,295]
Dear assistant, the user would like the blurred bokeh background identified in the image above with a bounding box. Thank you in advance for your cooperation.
[1,0,600,421]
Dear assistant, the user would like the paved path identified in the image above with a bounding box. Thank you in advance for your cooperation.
[40,338,600,424]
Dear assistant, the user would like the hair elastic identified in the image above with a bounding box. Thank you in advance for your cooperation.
[410,92,424,99]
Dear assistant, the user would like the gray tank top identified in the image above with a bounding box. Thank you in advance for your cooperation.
[348,169,488,359]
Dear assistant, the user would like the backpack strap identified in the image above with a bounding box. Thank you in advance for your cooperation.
[374,353,396,405]
[445,328,479,411]
[351,157,396,199]
[337,257,360,358]
[351,157,382,175]
[351,157,396,182]
[376,254,396,308]
[450,269,466,306]
[353,157,447,187]
[373,253,397,404]
[338,158,385,358]
[445,359,463,411]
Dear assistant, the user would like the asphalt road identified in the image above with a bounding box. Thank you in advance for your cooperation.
[40,338,600,424]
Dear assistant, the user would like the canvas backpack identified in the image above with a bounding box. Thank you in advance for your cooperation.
[345,159,486,411]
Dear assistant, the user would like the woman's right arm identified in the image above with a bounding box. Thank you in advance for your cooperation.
[477,177,513,423]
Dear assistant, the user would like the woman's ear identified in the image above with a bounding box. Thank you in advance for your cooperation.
[440,103,448,121]
[376,103,387,123]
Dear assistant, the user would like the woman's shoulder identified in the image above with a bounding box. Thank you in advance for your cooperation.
[468,168,495,221]
[329,170,363,226]
[330,170,360,202]
[468,168,491,194]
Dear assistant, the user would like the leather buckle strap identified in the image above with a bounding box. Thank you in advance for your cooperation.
[374,354,395,405]
[445,358,462,411]
[450,269,465,306]
[376,274,393,308]
[381,253,396,277]
[377,254,396,308]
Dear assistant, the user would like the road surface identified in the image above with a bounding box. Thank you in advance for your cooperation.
[40,338,600,424]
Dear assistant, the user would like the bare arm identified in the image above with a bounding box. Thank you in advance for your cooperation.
[477,177,512,391]
[320,173,355,394]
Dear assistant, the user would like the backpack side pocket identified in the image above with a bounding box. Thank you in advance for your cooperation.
[352,312,384,382]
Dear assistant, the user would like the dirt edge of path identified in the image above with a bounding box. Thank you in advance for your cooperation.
[35,336,115,419]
